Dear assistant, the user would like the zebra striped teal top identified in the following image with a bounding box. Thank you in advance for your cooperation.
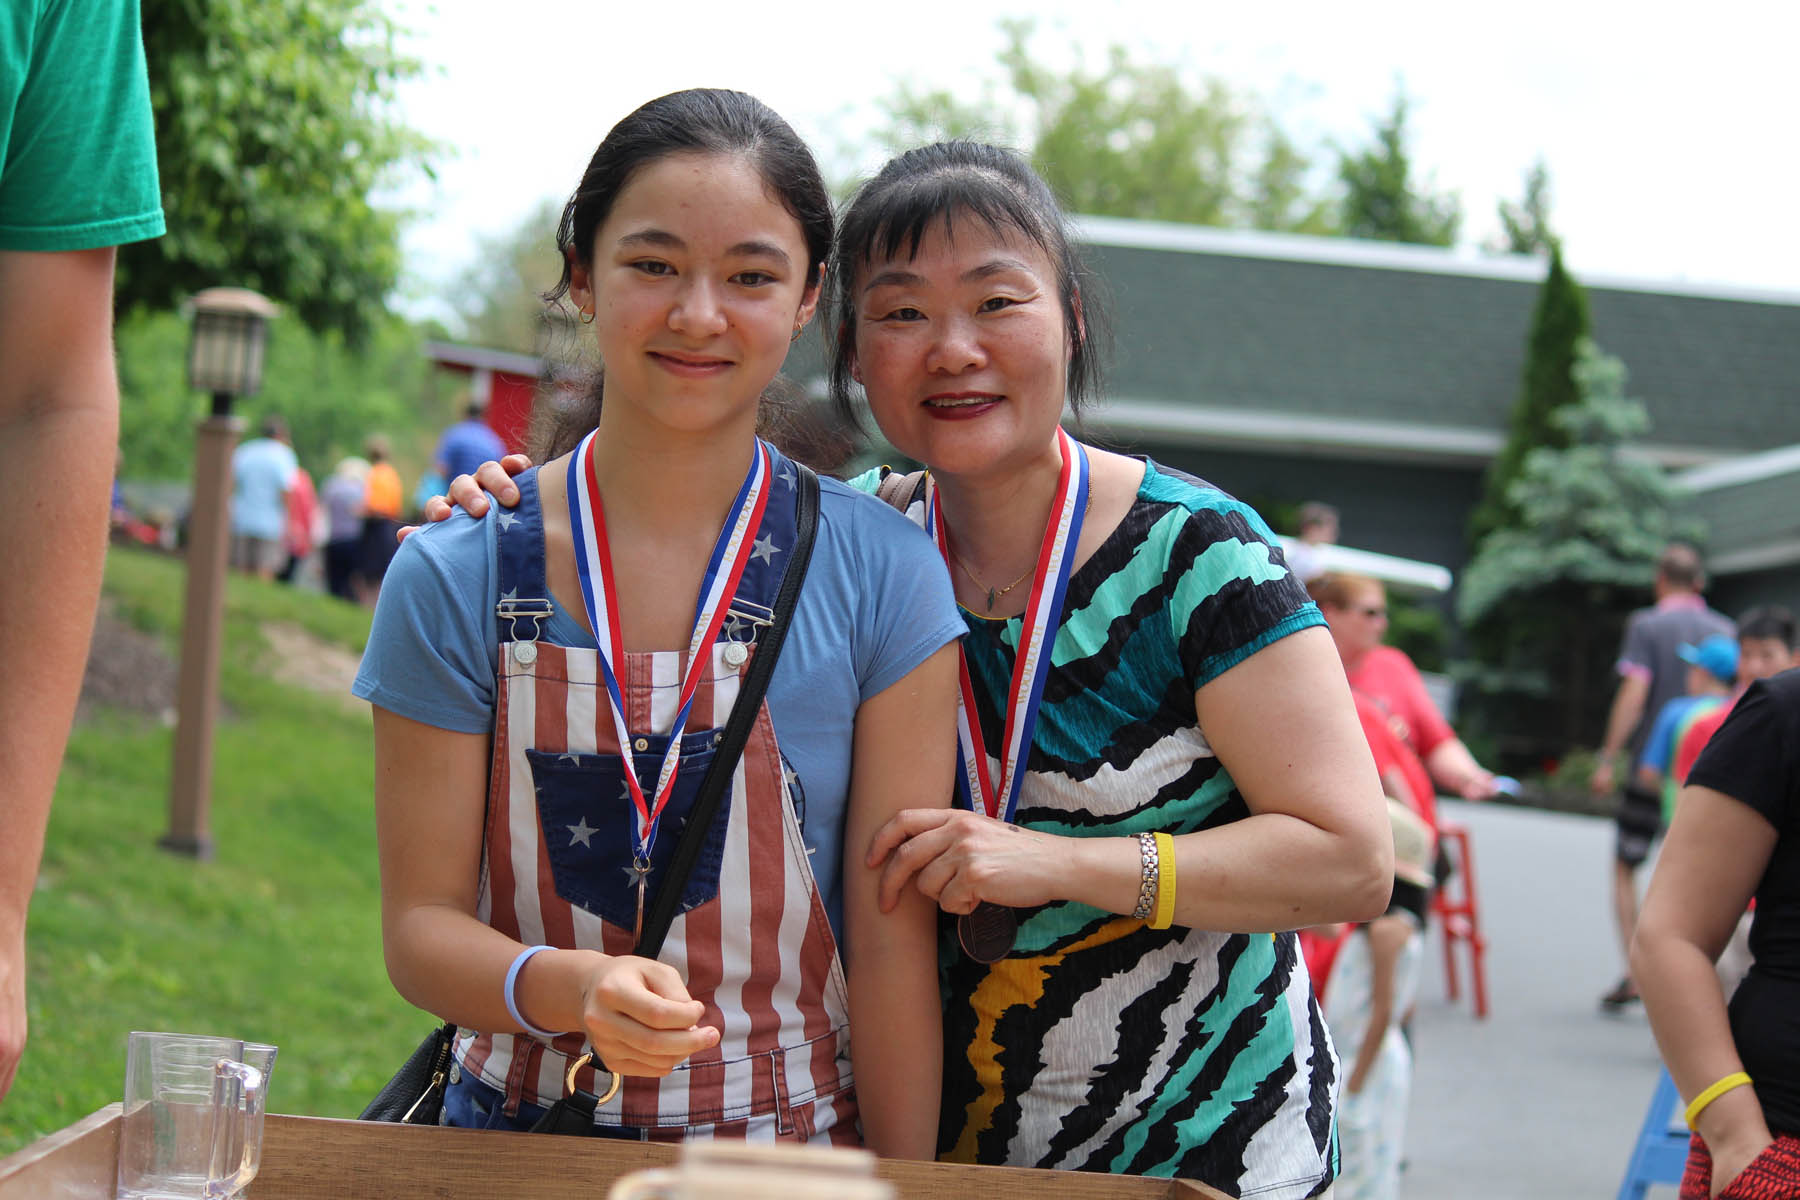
[856,457,1339,1194]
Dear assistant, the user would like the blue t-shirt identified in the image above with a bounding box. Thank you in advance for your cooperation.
[434,419,507,484]
[352,468,963,942]
[1638,694,1726,776]
[230,438,297,540]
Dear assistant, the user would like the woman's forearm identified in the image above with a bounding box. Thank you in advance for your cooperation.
[1634,927,1770,1153]
[1060,815,1390,932]
[1425,738,1493,798]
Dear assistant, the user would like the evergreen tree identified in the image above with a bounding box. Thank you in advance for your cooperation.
[1469,245,1591,544]
[1457,341,1699,751]
[1335,89,1461,246]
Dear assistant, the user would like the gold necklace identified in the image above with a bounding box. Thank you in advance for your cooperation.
[946,490,1095,613]
[949,548,1034,613]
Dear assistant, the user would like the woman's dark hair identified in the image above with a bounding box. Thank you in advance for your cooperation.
[825,141,1108,427]
[532,88,834,462]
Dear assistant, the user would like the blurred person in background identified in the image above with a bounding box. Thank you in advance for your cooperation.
[1284,500,1339,584]
[276,456,319,585]
[229,414,298,581]
[1673,608,1800,789]
[0,0,164,1100]
[1634,634,1738,827]
[1322,799,1434,1200]
[432,392,505,486]
[319,456,368,602]
[1312,572,1500,808]
[1592,543,1733,1011]
[356,434,403,602]
[1635,666,1800,1198]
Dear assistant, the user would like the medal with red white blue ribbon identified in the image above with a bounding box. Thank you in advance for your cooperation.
[926,428,1089,961]
[566,430,771,933]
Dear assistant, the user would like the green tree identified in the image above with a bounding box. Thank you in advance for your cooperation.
[1336,90,1461,245]
[448,199,566,355]
[1492,158,1557,255]
[1457,341,1700,751]
[1469,245,1592,543]
[869,81,1016,156]
[121,0,436,344]
[864,21,1334,233]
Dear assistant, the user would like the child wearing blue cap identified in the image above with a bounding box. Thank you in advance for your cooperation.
[1634,633,1739,825]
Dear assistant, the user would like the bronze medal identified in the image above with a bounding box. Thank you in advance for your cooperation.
[957,902,1017,963]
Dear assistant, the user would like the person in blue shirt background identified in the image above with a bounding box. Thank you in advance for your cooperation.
[433,393,506,487]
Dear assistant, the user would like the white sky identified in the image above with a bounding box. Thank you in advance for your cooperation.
[387,0,1800,322]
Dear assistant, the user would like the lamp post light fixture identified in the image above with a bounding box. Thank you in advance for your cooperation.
[163,288,277,859]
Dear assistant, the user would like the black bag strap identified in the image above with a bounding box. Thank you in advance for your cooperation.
[531,463,820,1134]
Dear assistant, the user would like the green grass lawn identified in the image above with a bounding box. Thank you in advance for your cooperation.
[0,546,428,1153]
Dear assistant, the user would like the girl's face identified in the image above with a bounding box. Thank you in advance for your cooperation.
[569,152,818,441]
[850,216,1071,483]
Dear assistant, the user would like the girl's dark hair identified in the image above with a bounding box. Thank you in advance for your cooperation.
[533,89,834,462]
[825,141,1108,427]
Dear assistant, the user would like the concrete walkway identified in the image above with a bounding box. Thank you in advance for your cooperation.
[1402,800,1675,1198]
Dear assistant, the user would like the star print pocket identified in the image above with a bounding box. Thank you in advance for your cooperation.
[524,731,732,931]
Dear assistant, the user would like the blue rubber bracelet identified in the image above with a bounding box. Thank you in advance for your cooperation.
[503,944,560,1040]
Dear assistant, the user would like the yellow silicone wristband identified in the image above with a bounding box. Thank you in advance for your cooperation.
[1150,833,1177,929]
[1685,1071,1753,1130]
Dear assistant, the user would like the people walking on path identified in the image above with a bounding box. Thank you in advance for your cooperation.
[1593,544,1735,1010]
[229,415,299,581]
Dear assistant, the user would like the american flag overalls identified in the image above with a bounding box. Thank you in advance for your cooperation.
[450,463,859,1144]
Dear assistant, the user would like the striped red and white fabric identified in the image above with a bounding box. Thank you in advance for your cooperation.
[457,635,859,1143]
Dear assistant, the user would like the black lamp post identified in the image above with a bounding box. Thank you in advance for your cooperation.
[163,288,276,858]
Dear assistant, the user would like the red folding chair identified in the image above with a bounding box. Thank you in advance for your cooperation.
[1431,820,1489,1018]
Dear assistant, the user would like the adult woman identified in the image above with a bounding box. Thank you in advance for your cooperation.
[1311,572,1499,811]
[353,90,961,1154]
[439,141,1391,1193]
[835,142,1389,1195]
[1635,668,1800,1198]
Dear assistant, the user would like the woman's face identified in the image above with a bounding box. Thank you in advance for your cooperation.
[568,151,818,440]
[850,216,1070,483]
[1326,582,1388,659]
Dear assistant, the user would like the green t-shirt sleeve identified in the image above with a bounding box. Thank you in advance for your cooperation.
[0,0,165,250]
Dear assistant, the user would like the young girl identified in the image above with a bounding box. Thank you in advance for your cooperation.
[352,90,961,1155]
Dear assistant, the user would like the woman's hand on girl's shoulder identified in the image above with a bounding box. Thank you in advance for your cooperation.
[578,954,718,1078]
[398,454,535,541]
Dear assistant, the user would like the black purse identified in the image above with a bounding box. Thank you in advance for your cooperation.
[362,465,819,1130]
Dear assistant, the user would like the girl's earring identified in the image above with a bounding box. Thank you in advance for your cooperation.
[790,325,803,343]
[579,308,595,326]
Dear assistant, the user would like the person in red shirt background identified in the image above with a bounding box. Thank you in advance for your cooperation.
[1311,573,1502,803]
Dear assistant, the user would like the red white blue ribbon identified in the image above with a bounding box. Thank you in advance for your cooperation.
[566,430,771,861]
[926,428,1089,824]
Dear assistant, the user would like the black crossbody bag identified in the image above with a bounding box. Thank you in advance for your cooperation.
[361,465,819,1130]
